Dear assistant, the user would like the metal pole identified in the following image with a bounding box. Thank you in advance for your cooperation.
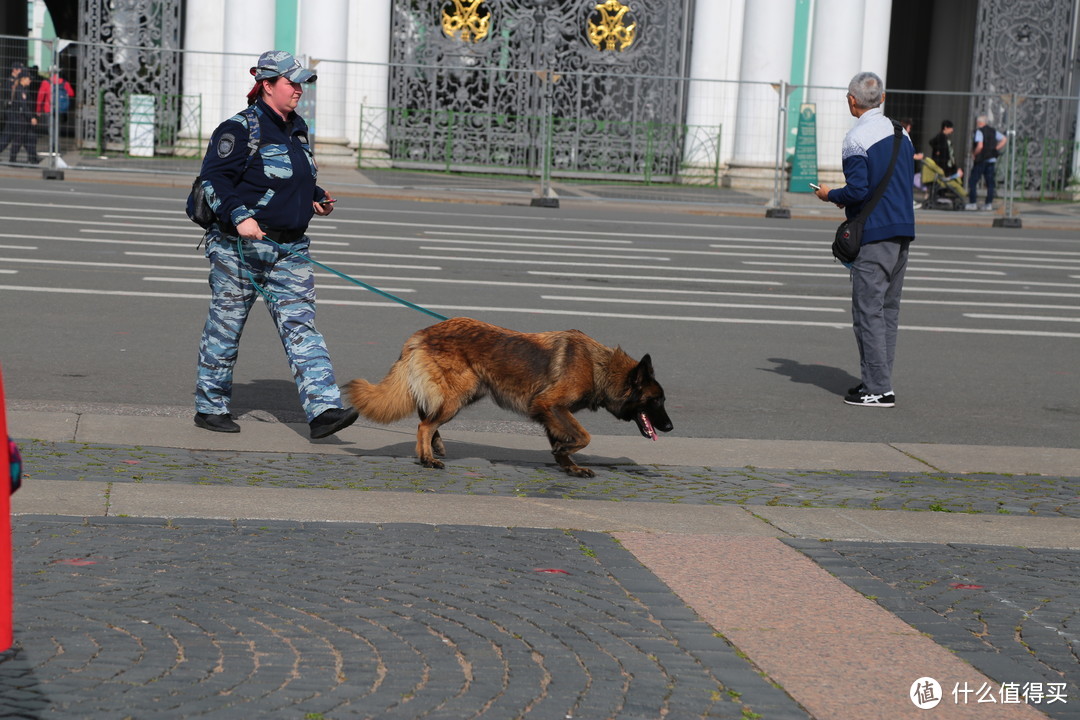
[531,2,558,208]
[766,79,791,218]
[43,39,65,180]
[994,93,1021,228]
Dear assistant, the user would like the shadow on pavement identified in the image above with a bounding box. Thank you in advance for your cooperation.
[762,357,860,396]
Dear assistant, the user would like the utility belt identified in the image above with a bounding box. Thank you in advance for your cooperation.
[259,227,307,244]
[208,223,307,249]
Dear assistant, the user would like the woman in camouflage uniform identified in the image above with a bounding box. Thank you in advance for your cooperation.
[191,51,357,439]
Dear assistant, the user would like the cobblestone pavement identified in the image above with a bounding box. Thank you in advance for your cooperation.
[7,439,1080,718]
[789,541,1080,720]
[1,518,804,720]
[17,439,1080,517]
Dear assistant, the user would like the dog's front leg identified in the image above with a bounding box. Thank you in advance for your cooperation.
[539,410,594,478]
[553,450,595,478]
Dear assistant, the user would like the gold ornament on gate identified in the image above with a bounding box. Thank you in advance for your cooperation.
[588,0,636,51]
[442,0,491,43]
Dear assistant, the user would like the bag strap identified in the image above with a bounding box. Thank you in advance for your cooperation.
[197,106,261,209]
[853,120,903,222]
[240,105,261,165]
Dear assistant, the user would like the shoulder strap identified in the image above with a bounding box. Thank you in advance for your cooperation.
[240,105,261,160]
[854,120,903,221]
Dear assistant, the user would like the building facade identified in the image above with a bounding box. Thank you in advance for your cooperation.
[7,0,1080,187]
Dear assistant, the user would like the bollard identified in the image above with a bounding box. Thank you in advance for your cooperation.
[0,366,13,652]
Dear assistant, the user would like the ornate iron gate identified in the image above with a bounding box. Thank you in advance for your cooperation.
[970,0,1078,193]
[388,0,695,179]
[78,0,182,153]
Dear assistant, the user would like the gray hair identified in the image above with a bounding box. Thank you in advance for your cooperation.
[847,72,884,109]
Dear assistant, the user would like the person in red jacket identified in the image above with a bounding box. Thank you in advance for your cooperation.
[36,72,74,116]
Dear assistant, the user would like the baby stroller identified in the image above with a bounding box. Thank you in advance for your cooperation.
[920,157,967,211]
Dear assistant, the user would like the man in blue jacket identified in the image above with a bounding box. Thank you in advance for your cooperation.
[813,72,915,407]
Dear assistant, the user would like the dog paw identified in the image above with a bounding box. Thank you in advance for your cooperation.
[564,466,595,478]
[421,458,445,470]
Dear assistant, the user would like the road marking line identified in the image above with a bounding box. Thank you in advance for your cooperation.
[3,257,438,272]
[741,261,1005,275]
[920,244,1080,256]
[123,250,826,275]
[541,295,844,312]
[424,230,631,245]
[527,270,781,285]
[418,246,670,260]
[134,277,1080,311]
[964,314,1080,323]
[424,237,827,256]
[4,258,206,271]
[142,277,417,293]
[4,283,1079,337]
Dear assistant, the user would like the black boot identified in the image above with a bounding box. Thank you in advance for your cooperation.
[194,412,241,433]
[309,407,359,439]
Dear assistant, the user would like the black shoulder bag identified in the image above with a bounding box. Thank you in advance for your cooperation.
[832,120,903,265]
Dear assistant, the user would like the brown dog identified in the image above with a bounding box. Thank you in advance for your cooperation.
[344,317,672,477]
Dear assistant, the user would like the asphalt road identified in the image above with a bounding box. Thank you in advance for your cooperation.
[2,174,1078,448]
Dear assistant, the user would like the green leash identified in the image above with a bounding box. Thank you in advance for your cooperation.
[237,234,449,322]
[235,236,278,305]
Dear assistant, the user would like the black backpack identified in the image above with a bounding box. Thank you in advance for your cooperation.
[187,106,261,229]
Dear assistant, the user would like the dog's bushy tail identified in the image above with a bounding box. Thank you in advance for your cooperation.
[344,355,417,424]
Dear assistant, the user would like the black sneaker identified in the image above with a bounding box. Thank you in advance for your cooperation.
[309,407,359,439]
[843,389,896,407]
[194,412,241,433]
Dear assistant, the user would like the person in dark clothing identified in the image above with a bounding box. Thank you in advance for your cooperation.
[7,70,39,164]
[0,62,25,156]
[966,115,1007,210]
[928,119,960,178]
[190,50,357,439]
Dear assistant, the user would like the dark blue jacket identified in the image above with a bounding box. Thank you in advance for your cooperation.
[827,107,916,245]
[198,97,325,232]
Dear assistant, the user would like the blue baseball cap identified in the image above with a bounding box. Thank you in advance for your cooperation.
[250,50,316,83]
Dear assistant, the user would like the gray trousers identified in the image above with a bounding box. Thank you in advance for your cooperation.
[195,231,342,422]
[850,238,911,394]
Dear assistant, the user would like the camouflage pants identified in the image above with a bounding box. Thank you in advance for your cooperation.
[195,230,342,422]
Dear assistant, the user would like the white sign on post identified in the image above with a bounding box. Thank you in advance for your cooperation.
[128,94,155,157]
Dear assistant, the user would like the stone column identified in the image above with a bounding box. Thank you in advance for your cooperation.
[683,0,744,181]
[298,0,352,164]
[348,0,393,166]
[861,0,893,83]
[222,1,275,113]
[807,0,866,174]
[180,0,224,154]
[729,0,795,187]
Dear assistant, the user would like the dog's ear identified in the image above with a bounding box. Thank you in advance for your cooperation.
[631,354,655,385]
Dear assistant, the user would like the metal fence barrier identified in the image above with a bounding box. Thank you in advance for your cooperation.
[1,34,1077,208]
